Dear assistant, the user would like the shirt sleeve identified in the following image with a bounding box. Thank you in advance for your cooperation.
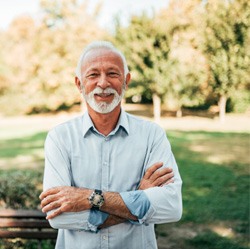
[121,125,182,225]
[120,190,151,224]
[87,210,109,232]
[43,129,91,230]
[142,126,183,224]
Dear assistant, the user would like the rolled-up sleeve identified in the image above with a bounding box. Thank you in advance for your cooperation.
[120,190,151,224]
[43,130,90,230]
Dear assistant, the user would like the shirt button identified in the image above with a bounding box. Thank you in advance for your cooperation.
[102,235,107,240]
[105,137,109,141]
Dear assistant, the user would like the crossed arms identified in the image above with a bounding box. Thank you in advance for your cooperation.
[40,122,182,231]
[40,162,175,229]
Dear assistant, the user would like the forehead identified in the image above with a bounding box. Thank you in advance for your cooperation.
[81,48,124,73]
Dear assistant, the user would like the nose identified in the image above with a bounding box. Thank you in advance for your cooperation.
[97,74,110,89]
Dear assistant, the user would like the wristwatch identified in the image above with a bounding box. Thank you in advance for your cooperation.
[88,189,105,210]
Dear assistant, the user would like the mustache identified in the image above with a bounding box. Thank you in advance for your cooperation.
[92,87,118,95]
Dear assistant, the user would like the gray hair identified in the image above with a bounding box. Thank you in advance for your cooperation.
[75,41,129,82]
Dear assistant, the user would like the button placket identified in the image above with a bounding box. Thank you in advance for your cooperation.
[101,137,110,248]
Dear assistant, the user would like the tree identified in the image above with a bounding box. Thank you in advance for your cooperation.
[201,0,250,122]
[159,0,208,117]
[0,0,109,115]
[114,0,207,120]
[114,14,177,122]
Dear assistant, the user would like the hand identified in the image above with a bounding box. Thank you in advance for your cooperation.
[138,162,174,190]
[39,186,92,219]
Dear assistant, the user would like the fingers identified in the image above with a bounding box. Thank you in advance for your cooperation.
[139,162,175,190]
[39,187,65,218]
[39,186,91,219]
[143,162,163,180]
[162,178,175,186]
[41,194,57,208]
[41,198,61,213]
[39,187,61,200]
[154,171,174,186]
[150,167,173,182]
[46,208,63,220]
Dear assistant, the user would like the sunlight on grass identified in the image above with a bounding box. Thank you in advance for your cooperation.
[0,131,47,169]
[210,223,235,238]
[186,186,211,197]
[0,151,44,169]
[170,131,250,171]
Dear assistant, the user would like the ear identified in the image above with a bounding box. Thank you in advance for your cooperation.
[125,73,131,89]
[75,77,82,92]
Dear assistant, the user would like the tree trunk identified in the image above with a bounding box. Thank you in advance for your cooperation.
[176,107,183,118]
[152,93,161,123]
[218,95,227,123]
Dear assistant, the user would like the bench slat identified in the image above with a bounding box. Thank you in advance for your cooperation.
[0,209,45,219]
[0,209,57,240]
[0,219,52,228]
[0,230,57,239]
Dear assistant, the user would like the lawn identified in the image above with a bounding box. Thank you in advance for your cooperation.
[157,131,250,249]
[0,126,249,249]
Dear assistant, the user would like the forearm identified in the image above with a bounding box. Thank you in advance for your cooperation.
[98,215,126,229]
[88,190,151,231]
[100,191,137,221]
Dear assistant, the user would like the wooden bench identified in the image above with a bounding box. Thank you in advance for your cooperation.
[0,209,57,248]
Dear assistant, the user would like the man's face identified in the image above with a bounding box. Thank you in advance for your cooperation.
[78,48,129,114]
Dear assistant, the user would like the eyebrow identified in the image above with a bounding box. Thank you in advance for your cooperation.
[85,67,121,74]
[85,68,99,75]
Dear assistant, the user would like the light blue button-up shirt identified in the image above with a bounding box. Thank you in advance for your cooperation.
[43,110,182,249]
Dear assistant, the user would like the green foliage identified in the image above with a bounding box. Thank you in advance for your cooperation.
[202,0,250,98]
[227,89,250,113]
[115,13,175,97]
[0,0,109,115]
[0,169,43,209]
[114,1,208,114]
[0,239,55,249]
[0,0,249,116]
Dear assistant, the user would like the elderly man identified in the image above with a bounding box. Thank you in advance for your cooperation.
[40,41,182,249]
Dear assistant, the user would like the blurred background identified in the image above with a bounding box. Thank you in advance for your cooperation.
[0,0,249,248]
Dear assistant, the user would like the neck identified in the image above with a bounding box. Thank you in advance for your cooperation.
[87,105,121,136]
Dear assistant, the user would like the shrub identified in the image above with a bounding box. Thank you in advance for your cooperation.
[0,169,43,209]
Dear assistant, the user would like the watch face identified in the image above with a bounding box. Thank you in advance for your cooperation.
[93,194,103,205]
[89,190,104,209]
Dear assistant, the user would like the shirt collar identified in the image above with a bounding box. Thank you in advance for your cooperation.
[82,112,94,137]
[82,109,129,138]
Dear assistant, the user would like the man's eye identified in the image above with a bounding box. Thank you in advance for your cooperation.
[87,73,99,78]
[108,72,119,77]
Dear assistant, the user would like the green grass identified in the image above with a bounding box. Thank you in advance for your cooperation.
[162,131,250,249]
[0,129,249,248]
[0,132,46,158]
[0,131,47,169]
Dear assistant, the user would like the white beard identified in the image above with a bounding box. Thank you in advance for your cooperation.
[81,85,126,114]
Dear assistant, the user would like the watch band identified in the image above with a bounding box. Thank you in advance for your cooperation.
[95,189,102,195]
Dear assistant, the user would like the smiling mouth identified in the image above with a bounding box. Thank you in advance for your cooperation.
[95,93,114,97]
[94,93,114,101]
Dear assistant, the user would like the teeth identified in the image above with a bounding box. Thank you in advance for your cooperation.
[97,93,112,97]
